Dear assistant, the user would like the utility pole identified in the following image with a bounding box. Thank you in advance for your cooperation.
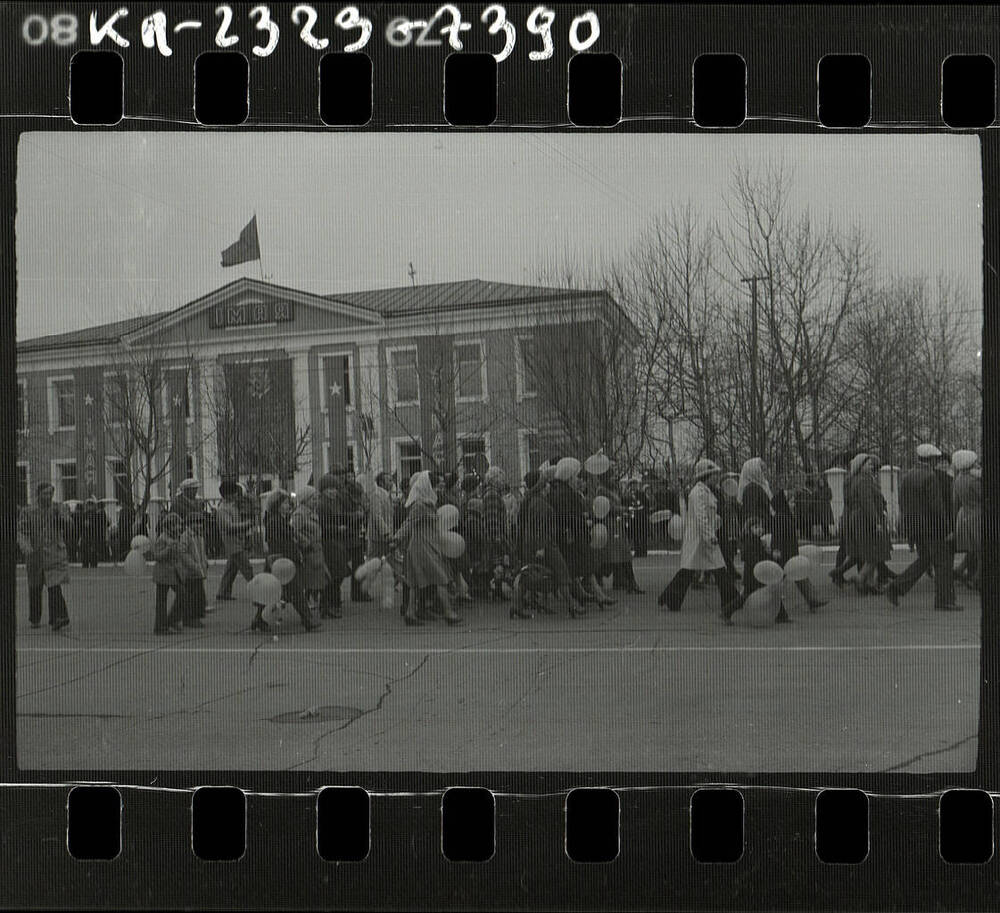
[741,275,768,457]
[408,262,417,287]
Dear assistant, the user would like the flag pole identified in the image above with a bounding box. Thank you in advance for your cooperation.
[253,210,265,282]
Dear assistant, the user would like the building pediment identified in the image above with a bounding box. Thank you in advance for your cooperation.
[122,278,382,348]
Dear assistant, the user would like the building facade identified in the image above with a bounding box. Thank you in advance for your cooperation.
[15,277,618,505]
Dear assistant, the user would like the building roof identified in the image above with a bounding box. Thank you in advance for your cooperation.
[17,277,603,353]
[326,278,597,318]
[17,314,161,353]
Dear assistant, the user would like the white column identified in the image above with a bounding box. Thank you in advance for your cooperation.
[290,350,313,491]
[356,341,383,475]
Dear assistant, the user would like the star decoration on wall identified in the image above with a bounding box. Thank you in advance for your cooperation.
[83,393,94,406]
[329,383,342,397]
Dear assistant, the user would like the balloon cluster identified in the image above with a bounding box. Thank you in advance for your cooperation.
[732,553,816,628]
[123,534,152,577]
[437,504,466,559]
[355,557,396,610]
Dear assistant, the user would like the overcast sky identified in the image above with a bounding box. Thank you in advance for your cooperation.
[16,132,982,341]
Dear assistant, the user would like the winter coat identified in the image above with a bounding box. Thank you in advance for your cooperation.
[815,479,835,527]
[899,464,951,542]
[174,528,205,581]
[264,511,305,565]
[290,504,330,590]
[316,497,351,581]
[739,482,773,529]
[151,530,185,586]
[367,486,394,550]
[953,472,982,553]
[843,472,891,564]
[395,501,452,589]
[596,484,632,565]
[770,490,800,564]
[739,530,769,597]
[16,503,72,587]
[679,481,725,570]
[214,499,251,556]
[547,480,591,577]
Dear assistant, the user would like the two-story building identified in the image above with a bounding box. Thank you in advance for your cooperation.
[15,277,626,505]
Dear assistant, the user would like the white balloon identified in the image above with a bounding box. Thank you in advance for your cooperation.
[270,557,296,585]
[354,557,382,581]
[440,531,466,559]
[437,503,460,531]
[721,477,739,498]
[590,522,609,549]
[737,586,782,626]
[123,549,147,578]
[753,560,784,586]
[783,555,811,582]
[592,495,611,519]
[667,515,684,540]
[248,572,282,606]
[584,452,611,475]
[130,534,151,551]
[650,510,672,525]
[798,544,822,564]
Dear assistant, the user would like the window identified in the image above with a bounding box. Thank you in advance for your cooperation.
[16,463,29,507]
[516,337,539,399]
[107,458,130,504]
[459,436,488,475]
[519,430,542,478]
[397,440,423,484]
[455,341,486,401]
[49,377,76,430]
[322,354,353,410]
[185,454,197,481]
[53,460,78,502]
[388,347,419,405]
[16,380,27,433]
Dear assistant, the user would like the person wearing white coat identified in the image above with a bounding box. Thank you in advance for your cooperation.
[657,459,740,612]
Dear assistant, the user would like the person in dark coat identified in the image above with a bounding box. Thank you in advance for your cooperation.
[79,496,108,567]
[624,478,650,558]
[150,512,188,634]
[886,444,959,611]
[251,490,321,633]
[215,481,254,601]
[834,453,891,595]
[344,476,370,603]
[772,486,827,610]
[66,503,81,564]
[317,473,352,618]
[16,482,73,631]
[720,514,790,624]
[814,475,835,539]
[716,473,743,583]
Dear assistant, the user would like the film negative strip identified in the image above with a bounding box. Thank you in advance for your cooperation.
[0,2,996,909]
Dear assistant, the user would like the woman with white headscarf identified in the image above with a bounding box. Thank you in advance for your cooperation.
[390,470,464,626]
[952,450,982,590]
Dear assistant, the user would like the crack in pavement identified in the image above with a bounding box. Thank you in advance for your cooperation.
[17,628,224,699]
[880,733,978,772]
[148,682,270,721]
[286,653,432,770]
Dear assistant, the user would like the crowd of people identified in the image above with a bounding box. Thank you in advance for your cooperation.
[15,442,981,635]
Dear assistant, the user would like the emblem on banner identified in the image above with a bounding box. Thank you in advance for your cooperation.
[247,365,272,400]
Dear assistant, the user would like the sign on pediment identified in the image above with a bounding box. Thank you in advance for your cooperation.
[210,299,294,329]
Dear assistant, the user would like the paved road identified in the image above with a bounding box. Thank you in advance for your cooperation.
[15,553,980,772]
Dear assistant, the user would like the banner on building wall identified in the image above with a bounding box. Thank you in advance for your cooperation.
[323,355,349,473]
[219,357,295,478]
[75,368,103,499]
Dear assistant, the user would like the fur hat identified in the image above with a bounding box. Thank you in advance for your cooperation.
[179,477,200,490]
[916,443,942,460]
[317,473,339,493]
[219,480,241,498]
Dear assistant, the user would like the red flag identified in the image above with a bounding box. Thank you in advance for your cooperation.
[324,355,349,472]
[221,216,261,267]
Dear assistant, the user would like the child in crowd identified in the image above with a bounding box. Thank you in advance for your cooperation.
[720,515,790,625]
[150,512,189,634]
